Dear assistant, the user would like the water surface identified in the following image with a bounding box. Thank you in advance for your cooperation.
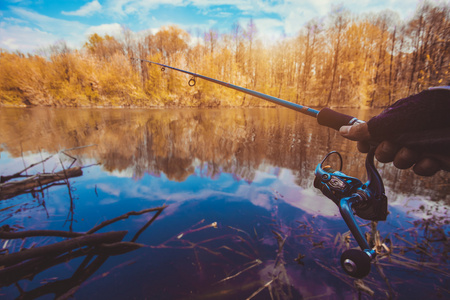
[0,107,448,299]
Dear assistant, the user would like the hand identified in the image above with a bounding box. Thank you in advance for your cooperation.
[339,122,450,176]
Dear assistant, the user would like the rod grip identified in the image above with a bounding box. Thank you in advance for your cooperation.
[317,108,358,131]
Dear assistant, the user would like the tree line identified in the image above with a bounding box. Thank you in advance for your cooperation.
[0,1,448,108]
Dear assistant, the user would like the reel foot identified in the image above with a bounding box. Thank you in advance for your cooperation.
[340,249,372,278]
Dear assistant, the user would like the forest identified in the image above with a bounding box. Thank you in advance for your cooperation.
[0,2,449,108]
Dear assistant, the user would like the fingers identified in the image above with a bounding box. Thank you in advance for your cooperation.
[340,123,371,153]
[339,123,371,141]
[375,141,400,163]
[339,122,448,176]
[375,142,444,176]
[414,153,450,176]
[357,141,370,153]
[393,147,420,169]
[413,158,441,176]
[375,141,420,169]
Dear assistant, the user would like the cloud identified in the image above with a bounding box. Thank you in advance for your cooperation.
[253,18,285,41]
[85,23,124,37]
[99,198,120,205]
[96,183,121,197]
[104,0,185,18]
[10,7,86,32]
[10,7,89,42]
[4,7,90,51]
[62,0,102,17]
[0,25,53,52]
[1,0,434,53]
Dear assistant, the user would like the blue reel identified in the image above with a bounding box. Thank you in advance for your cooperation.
[314,149,388,278]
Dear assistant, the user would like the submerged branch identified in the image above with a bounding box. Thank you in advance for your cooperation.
[245,278,275,300]
[0,167,83,200]
[87,205,167,234]
[214,259,262,285]
[0,231,127,267]
[0,229,84,239]
[0,204,165,290]
[0,154,54,184]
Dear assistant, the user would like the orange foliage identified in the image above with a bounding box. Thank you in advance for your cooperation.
[0,2,448,108]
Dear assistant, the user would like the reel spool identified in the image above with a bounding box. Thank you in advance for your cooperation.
[314,149,388,278]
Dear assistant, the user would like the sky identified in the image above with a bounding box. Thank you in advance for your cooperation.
[0,0,448,53]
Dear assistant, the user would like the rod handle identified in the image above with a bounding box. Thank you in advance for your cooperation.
[317,108,360,130]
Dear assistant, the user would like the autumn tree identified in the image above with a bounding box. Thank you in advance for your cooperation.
[408,2,450,91]
[84,33,123,60]
[204,28,218,58]
[297,19,322,104]
[325,7,350,106]
[231,22,245,69]
[153,25,189,63]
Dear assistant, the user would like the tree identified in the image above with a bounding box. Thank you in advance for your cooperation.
[84,33,123,60]
[154,25,189,64]
[204,28,218,58]
[231,22,245,68]
[298,19,322,103]
[325,7,350,106]
[245,19,258,87]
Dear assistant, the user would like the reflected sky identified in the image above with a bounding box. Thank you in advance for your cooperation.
[0,107,448,299]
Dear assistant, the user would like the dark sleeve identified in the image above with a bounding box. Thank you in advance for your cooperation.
[367,89,450,141]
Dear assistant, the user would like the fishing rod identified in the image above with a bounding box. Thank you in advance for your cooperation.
[133,58,362,130]
[133,58,388,279]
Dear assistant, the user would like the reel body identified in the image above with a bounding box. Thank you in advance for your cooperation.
[314,149,388,278]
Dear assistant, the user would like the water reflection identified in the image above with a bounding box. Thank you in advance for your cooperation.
[0,107,449,299]
[1,107,448,202]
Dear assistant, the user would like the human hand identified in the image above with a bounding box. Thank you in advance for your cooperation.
[339,122,449,176]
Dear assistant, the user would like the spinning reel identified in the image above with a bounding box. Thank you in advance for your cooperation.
[314,148,388,278]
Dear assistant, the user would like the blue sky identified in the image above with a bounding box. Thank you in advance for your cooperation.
[0,0,447,53]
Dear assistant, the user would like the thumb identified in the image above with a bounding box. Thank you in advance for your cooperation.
[339,122,370,141]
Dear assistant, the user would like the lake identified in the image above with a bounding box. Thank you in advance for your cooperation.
[0,107,448,299]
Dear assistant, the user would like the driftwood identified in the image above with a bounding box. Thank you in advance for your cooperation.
[0,204,167,295]
[0,241,143,288]
[15,255,109,300]
[0,145,97,201]
[0,155,54,184]
[0,146,167,297]
[0,231,127,268]
[0,229,84,239]
[0,167,83,200]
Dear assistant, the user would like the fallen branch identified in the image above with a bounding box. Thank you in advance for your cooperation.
[246,278,275,300]
[0,167,83,200]
[0,241,142,287]
[0,201,165,296]
[0,229,84,239]
[87,205,167,234]
[0,231,127,267]
[0,155,54,184]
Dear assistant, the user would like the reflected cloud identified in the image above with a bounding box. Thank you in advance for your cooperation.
[95,184,121,197]
[99,197,120,205]
[388,192,449,219]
